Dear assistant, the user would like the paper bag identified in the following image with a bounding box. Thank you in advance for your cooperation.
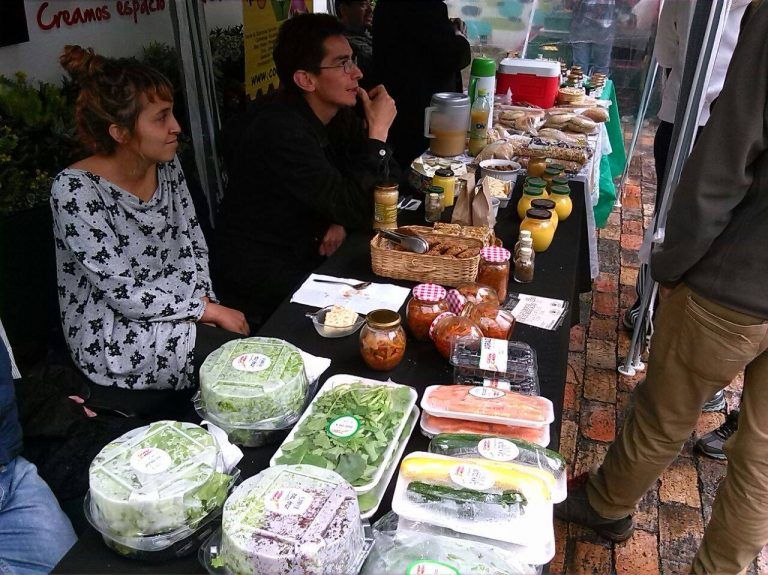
[473,182,496,228]
[451,180,474,225]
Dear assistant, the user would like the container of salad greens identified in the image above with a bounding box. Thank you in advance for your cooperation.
[361,512,543,575]
[270,375,417,494]
[198,338,310,445]
[198,465,373,575]
[428,433,567,502]
[86,421,239,560]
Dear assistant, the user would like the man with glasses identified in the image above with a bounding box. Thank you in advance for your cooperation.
[335,0,375,88]
[215,13,398,329]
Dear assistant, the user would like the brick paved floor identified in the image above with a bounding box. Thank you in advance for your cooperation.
[552,122,768,574]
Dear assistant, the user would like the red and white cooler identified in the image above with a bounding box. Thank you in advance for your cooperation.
[496,58,561,109]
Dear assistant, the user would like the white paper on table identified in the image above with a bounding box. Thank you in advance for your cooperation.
[505,293,569,331]
[299,350,331,384]
[290,273,411,315]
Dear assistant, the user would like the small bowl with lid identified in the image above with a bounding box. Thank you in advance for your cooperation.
[307,305,365,338]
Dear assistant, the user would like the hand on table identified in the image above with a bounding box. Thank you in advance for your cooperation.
[319,224,347,257]
[358,85,397,142]
[200,301,250,335]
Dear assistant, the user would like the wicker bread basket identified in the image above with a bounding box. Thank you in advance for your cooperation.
[370,231,482,287]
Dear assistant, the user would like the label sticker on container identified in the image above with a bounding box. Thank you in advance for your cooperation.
[469,386,506,400]
[405,560,460,575]
[130,447,172,475]
[449,463,495,490]
[327,415,361,439]
[482,377,512,391]
[477,438,520,462]
[231,353,271,373]
[265,488,313,516]
[478,337,509,372]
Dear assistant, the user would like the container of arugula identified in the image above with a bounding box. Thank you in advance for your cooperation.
[270,375,417,493]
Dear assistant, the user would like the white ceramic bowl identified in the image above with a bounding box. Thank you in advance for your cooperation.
[479,159,522,183]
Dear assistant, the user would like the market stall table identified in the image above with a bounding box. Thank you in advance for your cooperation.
[53,179,591,574]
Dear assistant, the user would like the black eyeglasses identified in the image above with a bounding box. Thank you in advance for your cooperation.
[317,57,359,74]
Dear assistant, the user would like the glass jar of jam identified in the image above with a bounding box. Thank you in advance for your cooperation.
[517,186,546,220]
[550,185,573,221]
[461,301,516,340]
[406,283,448,341]
[521,208,555,252]
[531,198,559,231]
[446,283,500,315]
[360,309,406,371]
[527,157,547,178]
[476,246,511,303]
[430,312,483,360]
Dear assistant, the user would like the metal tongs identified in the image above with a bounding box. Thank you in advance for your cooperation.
[380,230,429,254]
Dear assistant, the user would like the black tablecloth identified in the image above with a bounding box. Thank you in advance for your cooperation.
[53,180,591,574]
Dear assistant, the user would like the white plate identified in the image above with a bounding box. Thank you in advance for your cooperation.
[269,374,418,494]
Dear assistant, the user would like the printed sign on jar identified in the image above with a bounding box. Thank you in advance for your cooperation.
[243,0,313,99]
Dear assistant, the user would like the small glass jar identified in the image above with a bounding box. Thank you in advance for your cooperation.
[407,284,449,341]
[527,157,548,178]
[454,283,500,309]
[432,168,456,208]
[520,208,556,252]
[476,246,511,303]
[360,309,406,371]
[531,198,559,231]
[542,167,561,191]
[373,182,399,230]
[514,246,535,284]
[425,188,444,223]
[461,301,516,340]
[548,164,566,178]
[430,313,483,360]
[550,185,573,220]
[517,186,546,220]
[514,235,535,264]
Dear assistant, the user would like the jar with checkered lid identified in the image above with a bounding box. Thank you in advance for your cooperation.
[476,246,511,303]
[406,283,449,341]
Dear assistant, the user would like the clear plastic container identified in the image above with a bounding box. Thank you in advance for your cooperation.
[212,465,367,575]
[199,338,309,428]
[420,412,551,447]
[451,337,539,395]
[87,421,238,558]
[428,434,567,502]
[270,375,418,492]
[392,452,555,554]
[421,385,554,428]
[361,512,543,575]
[359,406,419,519]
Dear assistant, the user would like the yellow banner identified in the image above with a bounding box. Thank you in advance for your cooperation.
[243,0,313,99]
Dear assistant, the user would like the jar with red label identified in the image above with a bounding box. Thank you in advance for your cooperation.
[476,246,511,303]
[460,301,516,340]
[406,283,449,341]
[360,309,406,371]
[429,312,483,360]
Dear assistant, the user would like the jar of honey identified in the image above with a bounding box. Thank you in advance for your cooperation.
[550,185,573,220]
[517,186,546,220]
[520,208,556,252]
[527,157,548,178]
[530,198,559,231]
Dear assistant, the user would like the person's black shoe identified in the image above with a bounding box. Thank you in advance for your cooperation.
[554,474,634,542]
[622,306,638,331]
[696,410,739,460]
[701,389,727,412]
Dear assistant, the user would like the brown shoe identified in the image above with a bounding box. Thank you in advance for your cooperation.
[554,474,635,542]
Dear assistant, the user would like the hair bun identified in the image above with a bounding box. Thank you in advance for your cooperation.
[60,45,103,81]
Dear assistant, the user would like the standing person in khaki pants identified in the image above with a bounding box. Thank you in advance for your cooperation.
[556,2,768,573]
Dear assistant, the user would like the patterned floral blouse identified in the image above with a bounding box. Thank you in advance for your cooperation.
[51,158,214,390]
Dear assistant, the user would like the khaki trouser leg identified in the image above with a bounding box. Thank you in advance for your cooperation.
[587,285,767,532]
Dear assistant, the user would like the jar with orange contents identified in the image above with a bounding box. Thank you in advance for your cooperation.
[429,312,483,360]
[406,283,449,341]
[360,309,406,371]
[531,198,559,231]
[517,186,546,220]
[476,246,512,302]
[520,208,556,252]
[527,157,547,178]
[550,184,573,220]
[460,301,516,340]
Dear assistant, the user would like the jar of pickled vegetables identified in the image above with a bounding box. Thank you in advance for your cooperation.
[517,186,546,220]
[360,309,406,371]
[446,283,500,315]
[521,208,556,252]
[550,185,573,221]
[429,313,483,360]
[531,198,559,231]
[407,283,449,341]
[476,246,511,303]
[460,301,516,340]
[527,157,547,178]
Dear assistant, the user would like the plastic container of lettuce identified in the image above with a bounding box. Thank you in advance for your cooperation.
[199,465,372,575]
[270,374,417,493]
[86,421,239,560]
[199,338,309,438]
[391,452,555,558]
[428,433,567,502]
[361,512,543,575]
